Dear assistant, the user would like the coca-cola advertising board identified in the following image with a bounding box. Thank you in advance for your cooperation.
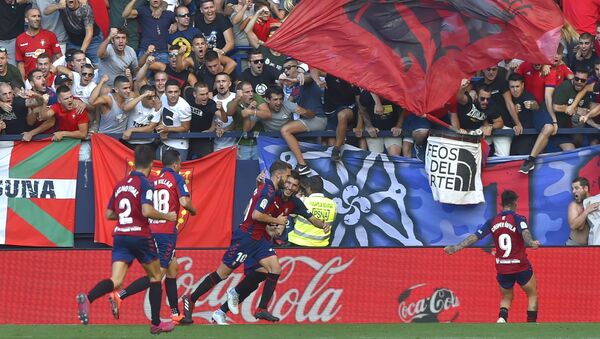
[1,248,598,324]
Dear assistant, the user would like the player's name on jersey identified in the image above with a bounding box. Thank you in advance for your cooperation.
[491,222,516,233]
[155,178,174,188]
[115,185,140,197]
[0,179,76,199]
[496,258,521,264]
[114,226,143,233]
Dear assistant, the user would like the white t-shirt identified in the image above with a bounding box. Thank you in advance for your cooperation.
[584,194,600,245]
[126,101,162,145]
[160,95,191,149]
[71,72,97,104]
[213,92,236,151]
[52,56,99,82]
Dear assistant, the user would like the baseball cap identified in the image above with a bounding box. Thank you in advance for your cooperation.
[55,74,72,86]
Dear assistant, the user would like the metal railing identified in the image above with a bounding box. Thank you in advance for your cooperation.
[0,127,596,141]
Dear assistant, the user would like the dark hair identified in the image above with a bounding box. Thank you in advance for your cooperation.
[572,177,590,189]
[162,149,181,167]
[477,84,492,94]
[27,68,44,82]
[36,52,50,61]
[501,190,518,207]
[580,32,594,41]
[114,75,130,87]
[192,34,206,43]
[55,85,72,96]
[165,79,180,89]
[134,145,155,169]
[205,50,219,62]
[574,67,589,75]
[67,49,85,63]
[194,82,209,91]
[168,45,180,52]
[507,73,524,83]
[215,72,230,80]
[289,170,301,183]
[81,63,95,72]
[140,84,156,94]
[269,160,292,177]
[265,86,284,99]
[237,80,253,91]
[113,27,127,37]
[249,49,263,58]
[306,175,324,194]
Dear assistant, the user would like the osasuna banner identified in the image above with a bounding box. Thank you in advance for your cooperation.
[2,248,599,324]
[425,132,483,204]
[0,139,80,247]
[266,0,563,115]
[258,137,600,247]
[91,134,236,247]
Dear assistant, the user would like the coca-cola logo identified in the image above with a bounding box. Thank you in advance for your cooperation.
[143,255,354,323]
[397,283,460,323]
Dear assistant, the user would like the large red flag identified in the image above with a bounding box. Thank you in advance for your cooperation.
[91,134,236,248]
[266,0,564,115]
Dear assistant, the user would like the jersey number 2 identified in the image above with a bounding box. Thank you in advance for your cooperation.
[119,198,133,225]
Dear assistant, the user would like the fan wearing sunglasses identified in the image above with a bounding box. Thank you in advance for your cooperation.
[456,79,503,139]
[238,49,280,97]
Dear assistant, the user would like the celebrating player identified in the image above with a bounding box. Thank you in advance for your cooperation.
[211,172,332,324]
[179,160,290,324]
[75,145,177,334]
[109,149,197,325]
[444,190,540,323]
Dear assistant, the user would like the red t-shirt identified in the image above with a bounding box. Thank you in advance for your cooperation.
[515,62,552,104]
[562,0,600,34]
[547,64,573,88]
[50,102,89,132]
[15,30,61,79]
[253,17,280,42]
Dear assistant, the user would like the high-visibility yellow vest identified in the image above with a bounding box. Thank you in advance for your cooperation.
[288,193,336,247]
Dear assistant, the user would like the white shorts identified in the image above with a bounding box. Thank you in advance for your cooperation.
[366,137,403,153]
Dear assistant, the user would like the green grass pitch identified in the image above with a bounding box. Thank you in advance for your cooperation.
[2,323,600,338]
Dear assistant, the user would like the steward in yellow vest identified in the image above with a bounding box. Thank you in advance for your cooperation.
[288,176,336,247]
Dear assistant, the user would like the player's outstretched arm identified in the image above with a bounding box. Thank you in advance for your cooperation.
[142,204,177,222]
[522,229,540,249]
[444,234,479,255]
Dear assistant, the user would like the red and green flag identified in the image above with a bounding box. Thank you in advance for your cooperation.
[0,139,80,247]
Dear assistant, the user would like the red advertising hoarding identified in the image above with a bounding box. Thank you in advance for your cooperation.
[1,248,598,324]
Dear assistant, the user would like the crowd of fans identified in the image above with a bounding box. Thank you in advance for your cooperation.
[0,0,598,175]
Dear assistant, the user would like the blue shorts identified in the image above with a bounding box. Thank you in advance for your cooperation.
[222,228,276,270]
[325,104,358,131]
[153,233,177,268]
[496,265,534,289]
[522,109,552,131]
[112,235,159,265]
[403,114,431,136]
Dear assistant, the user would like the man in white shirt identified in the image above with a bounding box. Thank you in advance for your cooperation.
[212,72,236,151]
[122,84,162,149]
[158,79,191,160]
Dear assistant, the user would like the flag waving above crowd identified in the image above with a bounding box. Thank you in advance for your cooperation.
[266,0,565,116]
